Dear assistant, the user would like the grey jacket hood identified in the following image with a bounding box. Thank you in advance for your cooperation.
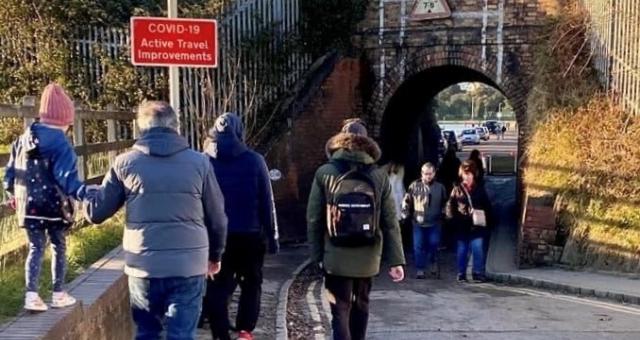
[133,127,189,157]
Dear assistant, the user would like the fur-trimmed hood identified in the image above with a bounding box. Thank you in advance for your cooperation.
[325,132,382,164]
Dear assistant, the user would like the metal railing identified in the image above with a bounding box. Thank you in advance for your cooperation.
[583,0,640,115]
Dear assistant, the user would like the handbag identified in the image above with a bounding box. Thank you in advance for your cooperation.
[461,186,487,227]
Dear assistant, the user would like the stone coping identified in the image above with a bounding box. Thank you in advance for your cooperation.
[0,246,126,339]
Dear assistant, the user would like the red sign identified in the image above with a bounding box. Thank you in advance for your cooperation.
[131,17,218,68]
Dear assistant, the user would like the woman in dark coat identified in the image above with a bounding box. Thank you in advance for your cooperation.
[467,149,485,184]
[446,160,492,283]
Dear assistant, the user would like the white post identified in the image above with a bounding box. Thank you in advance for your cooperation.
[73,104,87,181]
[168,0,180,133]
[470,95,475,121]
[106,104,118,166]
[21,96,36,129]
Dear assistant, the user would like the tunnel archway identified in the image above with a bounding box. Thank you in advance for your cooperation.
[367,46,528,272]
[368,46,529,137]
[379,65,506,185]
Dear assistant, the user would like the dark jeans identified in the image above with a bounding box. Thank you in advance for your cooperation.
[128,275,206,340]
[412,223,442,271]
[25,222,67,292]
[456,231,487,277]
[203,234,265,340]
[324,274,372,340]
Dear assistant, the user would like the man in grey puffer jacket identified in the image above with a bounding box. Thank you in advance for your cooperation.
[83,101,228,340]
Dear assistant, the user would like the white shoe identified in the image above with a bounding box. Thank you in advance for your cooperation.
[25,292,48,312]
[51,291,77,308]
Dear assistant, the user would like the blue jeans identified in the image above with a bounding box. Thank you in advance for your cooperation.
[413,224,442,270]
[25,222,67,292]
[128,275,206,340]
[456,233,486,276]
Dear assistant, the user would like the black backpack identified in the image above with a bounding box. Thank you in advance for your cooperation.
[326,162,379,247]
[13,126,75,226]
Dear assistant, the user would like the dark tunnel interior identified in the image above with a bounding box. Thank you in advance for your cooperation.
[379,65,503,186]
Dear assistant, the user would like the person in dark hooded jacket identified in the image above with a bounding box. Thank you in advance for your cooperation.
[201,112,279,340]
[307,120,405,340]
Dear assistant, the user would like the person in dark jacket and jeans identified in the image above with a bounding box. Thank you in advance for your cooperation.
[307,121,405,340]
[4,83,87,311]
[202,112,279,340]
[446,160,492,283]
[83,101,228,340]
[468,149,485,184]
[401,162,447,279]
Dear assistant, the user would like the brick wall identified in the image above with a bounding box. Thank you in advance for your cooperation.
[267,58,364,241]
[519,194,563,266]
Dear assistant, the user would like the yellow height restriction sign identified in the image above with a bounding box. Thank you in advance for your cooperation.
[410,0,452,21]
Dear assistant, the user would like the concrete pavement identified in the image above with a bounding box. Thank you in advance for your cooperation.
[193,170,640,339]
[283,173,640,339]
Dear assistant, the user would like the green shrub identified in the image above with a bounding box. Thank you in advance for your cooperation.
[526,2,600,125]
[524,99,640,272]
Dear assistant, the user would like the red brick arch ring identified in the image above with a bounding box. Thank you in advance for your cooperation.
[367,45,529,139]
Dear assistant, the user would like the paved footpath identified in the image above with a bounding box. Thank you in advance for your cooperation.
[193,175,640,340]
[363,268,640,340]
[196,244,307,339]
[301,175,640,340]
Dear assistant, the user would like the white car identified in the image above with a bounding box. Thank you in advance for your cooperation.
[459,129,480,145]
[475,127,490,141]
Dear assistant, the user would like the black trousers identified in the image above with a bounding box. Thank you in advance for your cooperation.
[324,274,373,340]
[203,234,265,340]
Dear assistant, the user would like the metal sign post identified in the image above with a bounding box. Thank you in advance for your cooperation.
[168,0,180,130]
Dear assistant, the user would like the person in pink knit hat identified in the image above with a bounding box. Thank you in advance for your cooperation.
[3,83,89,311]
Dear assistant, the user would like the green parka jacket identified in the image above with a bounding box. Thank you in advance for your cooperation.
[306,131,405,278]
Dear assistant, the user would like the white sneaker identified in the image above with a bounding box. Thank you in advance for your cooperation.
[24,292,48,312]
[51,291,77,308]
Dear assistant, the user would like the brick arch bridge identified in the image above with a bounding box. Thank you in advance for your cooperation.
[368,45,528,139]
[268,1,562,254]
[355,0,560,141]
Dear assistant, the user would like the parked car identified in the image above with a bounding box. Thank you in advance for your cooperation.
[459,129,480,145]
[443,130,461,151]
[483,120,500,134]
[475,126,490,141]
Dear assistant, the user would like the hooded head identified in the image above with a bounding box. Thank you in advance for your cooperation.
[212,112,244,141]
[38,83,75,127]
[325,119,381,164]
[341,121,368,136]
[205,112,248,159]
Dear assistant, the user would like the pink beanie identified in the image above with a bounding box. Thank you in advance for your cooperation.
[38,83,75,126]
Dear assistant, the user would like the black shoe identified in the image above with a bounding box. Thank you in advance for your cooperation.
[416,270,426,279]
[456,274,467,282]
[471,273,487,283]
[430,263,440,279]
